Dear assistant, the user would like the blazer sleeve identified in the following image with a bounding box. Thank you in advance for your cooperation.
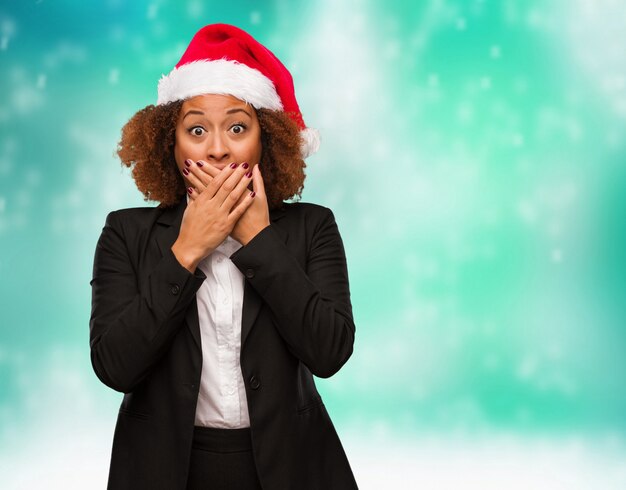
[230,206,355,378]
[89,210,205,393]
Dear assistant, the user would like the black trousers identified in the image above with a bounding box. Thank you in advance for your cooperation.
[186,426,263,490]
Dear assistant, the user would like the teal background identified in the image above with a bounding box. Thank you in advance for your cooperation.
[1,1,625,488]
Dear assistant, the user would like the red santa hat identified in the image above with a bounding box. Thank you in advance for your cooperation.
[157,23,319,158]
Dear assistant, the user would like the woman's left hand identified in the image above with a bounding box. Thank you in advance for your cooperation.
[187,161,270,246]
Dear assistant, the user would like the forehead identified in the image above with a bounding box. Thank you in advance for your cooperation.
[180,93,253,114]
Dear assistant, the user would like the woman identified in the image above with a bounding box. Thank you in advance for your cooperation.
[89,24,357,490]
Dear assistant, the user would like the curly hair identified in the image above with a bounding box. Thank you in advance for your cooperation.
[117,102,307,209]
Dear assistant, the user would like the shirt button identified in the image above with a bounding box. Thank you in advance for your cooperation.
[249,375,261,390]
[217,256,223,263]
[245,268,255,278]
[170,284,180,295]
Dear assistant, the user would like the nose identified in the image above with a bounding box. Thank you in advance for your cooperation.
[205,132,230,163]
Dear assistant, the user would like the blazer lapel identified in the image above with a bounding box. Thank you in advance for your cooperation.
[152,200,289,350]
[154,199,203,350]
[154,199,186,257]
[241,206,288,346]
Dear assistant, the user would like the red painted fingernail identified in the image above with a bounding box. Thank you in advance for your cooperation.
[196,161,203,167]
[187,187,193,195]
[250,191,256,198]
[184,159,192,167]
[230,162,238,169]
[183,168,189,175]
[245,171,252,178]
[242,162,249,169]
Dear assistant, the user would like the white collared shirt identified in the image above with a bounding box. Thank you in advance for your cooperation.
[189,204,250,428]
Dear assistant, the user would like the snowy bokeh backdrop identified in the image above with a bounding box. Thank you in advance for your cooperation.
[1,1,626,488]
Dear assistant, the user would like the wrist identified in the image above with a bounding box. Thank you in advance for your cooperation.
[240,222,270,246]
[171,239,203,273]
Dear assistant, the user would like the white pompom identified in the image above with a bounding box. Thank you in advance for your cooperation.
[300,127,320,159]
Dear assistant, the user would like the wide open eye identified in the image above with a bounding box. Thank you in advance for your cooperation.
[189,126,206,136]
[230,123,246,135]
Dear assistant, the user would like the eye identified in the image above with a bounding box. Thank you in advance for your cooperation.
[188,126,206,137]
[230,123,246,135]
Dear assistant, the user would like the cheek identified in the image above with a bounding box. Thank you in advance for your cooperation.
[172,146,186,173]
[250,143,262,164]
[173,130,199,167]
[245,131,263,164]
[173,131,185,164]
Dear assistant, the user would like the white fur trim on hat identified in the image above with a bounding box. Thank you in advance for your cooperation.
[157,59,283,110]
[300,127,320,159]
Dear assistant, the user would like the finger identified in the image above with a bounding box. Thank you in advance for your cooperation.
[186,186,198,200]
[227,190,256,223]
[201,162,240,201]
[187,161,212,187]
[219,165,254,211]
[252,164,267,197]
[182,166,209,193]
[212,162,251,206]
[197,160,220,179]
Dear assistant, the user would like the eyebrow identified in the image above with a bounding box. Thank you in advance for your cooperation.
[226,108,252,117]
[182,110,204,120]
[182,107,252,121]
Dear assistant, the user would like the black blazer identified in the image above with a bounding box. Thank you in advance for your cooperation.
[89,199,358,489]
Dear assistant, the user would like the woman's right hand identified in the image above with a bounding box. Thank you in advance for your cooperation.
[171,162,255,272]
